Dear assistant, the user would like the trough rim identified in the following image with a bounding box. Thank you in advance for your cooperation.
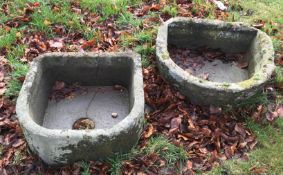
[16,52,144,139]
[156,17,275,93]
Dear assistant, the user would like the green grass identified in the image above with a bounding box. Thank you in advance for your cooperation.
[12,151,24,165]
[5,45,28,98]
[274,67,283,87]
[228,0,283,24]
[0,28,18,50]
[120,28,156,68]
[162,5,178,17]
[224,91,269,111]
[144,136,188,167]
[81,161,91,175]
[108,136,188,175]
[205,118,283,175]
[116,12,142,28]
[0,145,3,158]
[30,1,85,36]
[134,45,155,67]
[0,0,30,23]
[80,0,141,21]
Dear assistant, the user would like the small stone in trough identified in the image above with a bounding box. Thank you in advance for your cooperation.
[111,112,118,118]
[113,84,125,92]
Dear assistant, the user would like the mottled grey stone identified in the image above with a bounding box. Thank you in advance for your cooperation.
[16,52,144,165]
[156,17,275,106]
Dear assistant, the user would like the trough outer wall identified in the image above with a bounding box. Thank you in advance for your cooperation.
[16,52,144,165]
[156,17,275,106]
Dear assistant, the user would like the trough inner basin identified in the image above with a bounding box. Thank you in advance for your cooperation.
[28,56,134,130]
[43,85,129,129]
[167,21,258,83]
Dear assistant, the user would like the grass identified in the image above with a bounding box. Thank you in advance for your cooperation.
[162,5,178,17]
[274,67,283,87]
[205,118,283,175]
[144,136,188,167]
[120,28,156,68]
[116,12,142,28]
[0,28,18,50]
[228,0,283,24]
[81,161,91,175]
[0,145,3,158]
[80,0,141,21]
[4,45,28,98]
[108,136,188,175]
[30,1,85,36]
[0,0,29,23]
[12,151,24,165]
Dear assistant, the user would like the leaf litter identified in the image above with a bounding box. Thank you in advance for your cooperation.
[168,46,249,81]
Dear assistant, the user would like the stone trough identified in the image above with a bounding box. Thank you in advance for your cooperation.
[156,17,275,106]
[16,52,144,165]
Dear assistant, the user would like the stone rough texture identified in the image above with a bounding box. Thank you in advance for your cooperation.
[156,17,275,106]
[16,52,144,165]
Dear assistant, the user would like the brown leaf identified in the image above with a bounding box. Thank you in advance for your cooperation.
[144,124,155,138]
[81,39,96,49]
[12,139,25,148]
[266,110,278,121]
[209,105,222,114]
[187,160,193,170]
[48,40,64,49]
[0,82,5,88]
[0,72,4,81]
[252,22,265,29]
[169,116,182,133]
[237,59,249,69]
[150,4,161,11]
[0,88,6,95]
[250,166,267,174]
[278,106,283,117]
[275,54,283,66]
[234,123,246,136]
[53,81,65,90]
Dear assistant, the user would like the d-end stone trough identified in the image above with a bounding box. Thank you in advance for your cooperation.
[156,17,275,106]
[16,52,144,165]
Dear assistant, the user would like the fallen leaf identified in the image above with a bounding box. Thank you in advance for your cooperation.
[44,19,51,25]
[0,88,6,95]
[48,40,64,48]
[266,110,278,121]
[212,0,227,11]
[0,72,4,81]
[250,166,267,175]
[237,59,249,69]
[277,106,283,117]
[144,124,155,138]
[12,139,25,148]
[81,39,96,49]
[209,105,222,114]
[52,81,65,90]
[252,23,264,29]
[169,116,182,133]
[187,160,193,170]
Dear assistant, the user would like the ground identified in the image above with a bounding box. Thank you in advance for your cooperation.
[0,0,282,174]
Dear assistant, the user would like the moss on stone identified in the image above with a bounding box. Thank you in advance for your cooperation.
[238,79,255,88]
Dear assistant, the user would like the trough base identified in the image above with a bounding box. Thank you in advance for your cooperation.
[43,86,129,129]
[195,59,249,83]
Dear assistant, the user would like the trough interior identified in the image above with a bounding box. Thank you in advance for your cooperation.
[167,21,259,83]
[28,55,135,129]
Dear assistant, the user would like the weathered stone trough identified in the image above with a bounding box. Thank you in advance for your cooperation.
[156,17,275,106]
[16,52,144,165]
